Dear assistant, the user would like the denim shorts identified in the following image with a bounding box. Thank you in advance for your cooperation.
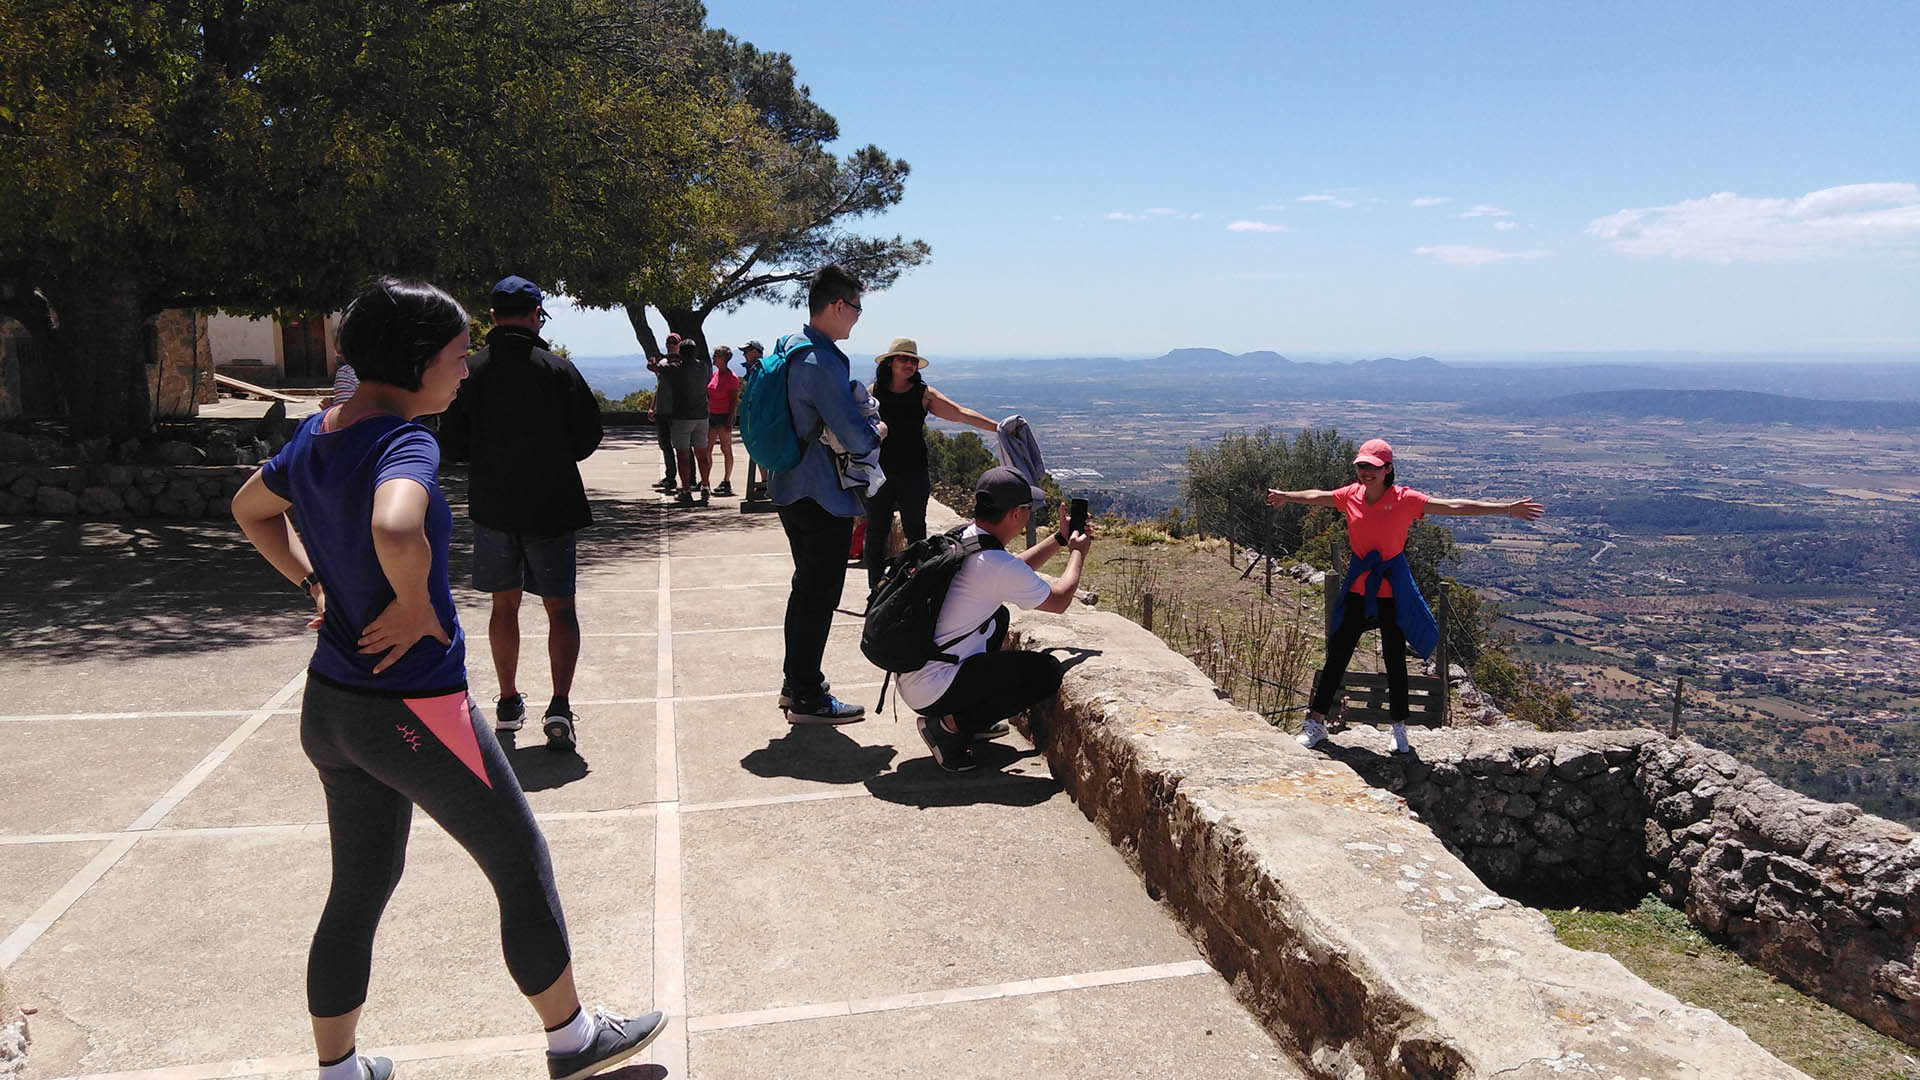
[669,418,709,450]
[472,523,577,598]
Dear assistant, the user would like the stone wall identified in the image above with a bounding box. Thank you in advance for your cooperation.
[1339,727,1920,1047]
[1007,602,1811,1079]
[0,416,287,519]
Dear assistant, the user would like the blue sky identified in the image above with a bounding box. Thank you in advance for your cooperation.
[547,1,1920,362]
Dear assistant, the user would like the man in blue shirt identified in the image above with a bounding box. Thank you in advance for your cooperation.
[771,264,884,723]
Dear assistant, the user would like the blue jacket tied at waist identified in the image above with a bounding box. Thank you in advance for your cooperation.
[1333,550,1439,659]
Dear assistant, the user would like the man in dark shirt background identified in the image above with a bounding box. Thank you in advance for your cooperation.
[438,275,604,752]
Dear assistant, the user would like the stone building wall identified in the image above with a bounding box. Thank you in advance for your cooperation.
[1343,727,1920,1047]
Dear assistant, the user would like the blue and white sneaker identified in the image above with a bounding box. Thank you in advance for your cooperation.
[784,694,865,725]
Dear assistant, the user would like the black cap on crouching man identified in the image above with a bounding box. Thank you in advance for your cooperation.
[972,465,1044,520]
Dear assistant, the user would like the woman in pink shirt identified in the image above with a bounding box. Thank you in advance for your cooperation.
[705,345,742,496]
[1267,438,1542,754]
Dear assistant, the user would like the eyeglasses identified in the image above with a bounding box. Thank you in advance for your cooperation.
[1354,461,1386,471]
[840,298,863,314]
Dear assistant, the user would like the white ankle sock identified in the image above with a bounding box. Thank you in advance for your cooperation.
[547,1006,594,1055]
[317,1053,368,1080]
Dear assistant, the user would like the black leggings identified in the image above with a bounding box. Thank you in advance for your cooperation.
[300,675,570,1017]
[921,609,1064,735]
[1310,592,1410,722]
[864,470,931,590]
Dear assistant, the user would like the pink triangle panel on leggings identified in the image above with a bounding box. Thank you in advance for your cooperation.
[404,692,493,789]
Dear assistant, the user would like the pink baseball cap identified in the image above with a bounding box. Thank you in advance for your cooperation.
[1353,438,1394,467]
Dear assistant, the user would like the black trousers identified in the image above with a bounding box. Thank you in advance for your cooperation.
[655,423,674,481]
[863,469,931,590]
[1310,591,1410,722]
[300,677,569,1017]
[777,497,854,702]
[921,610,1064,735]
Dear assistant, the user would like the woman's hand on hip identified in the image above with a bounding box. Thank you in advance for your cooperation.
[358,597,451,673]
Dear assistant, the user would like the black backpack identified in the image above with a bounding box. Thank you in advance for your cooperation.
[861,525,1004,706]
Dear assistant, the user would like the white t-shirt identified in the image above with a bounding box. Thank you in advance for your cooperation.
[895,525,1054,712]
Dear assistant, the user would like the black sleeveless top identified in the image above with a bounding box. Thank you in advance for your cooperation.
[874,380,928,473]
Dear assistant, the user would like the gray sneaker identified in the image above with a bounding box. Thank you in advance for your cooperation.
[547,1008,666,1080]
[784,694,865,725]
[543,711,578,753]
[495,693,526,734]
[973,719,1012,741]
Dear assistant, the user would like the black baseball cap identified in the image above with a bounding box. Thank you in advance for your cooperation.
[974,465,1042,514]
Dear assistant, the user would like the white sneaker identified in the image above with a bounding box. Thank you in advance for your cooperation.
[1297,718,1328,748]
[1390,722,1412,755]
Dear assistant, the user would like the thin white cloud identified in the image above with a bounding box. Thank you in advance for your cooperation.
[1494,220,1519,232]
[1227,220,1288,233]
[1415,245,1550,266]
[1410,196,1451,207]
[1586,182,1920,263]
[1109,208,1203,222]
[1457,204,1514,218]
[1298,194,1358,209]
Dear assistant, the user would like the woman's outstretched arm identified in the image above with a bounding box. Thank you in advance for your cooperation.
[1426,496,1544,520]
[1267,488,1341,509]
[925,387,1000,432]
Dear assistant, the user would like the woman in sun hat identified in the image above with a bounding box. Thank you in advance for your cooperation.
[1266,438,1543,755]
[865,336,1001,591]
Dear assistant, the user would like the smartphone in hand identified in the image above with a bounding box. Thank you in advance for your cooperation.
[1068,497,1089,536]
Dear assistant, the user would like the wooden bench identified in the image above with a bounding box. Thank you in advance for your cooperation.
[1315,539,1450,729]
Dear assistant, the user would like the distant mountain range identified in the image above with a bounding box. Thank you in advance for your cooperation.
[1503,389,1920,428]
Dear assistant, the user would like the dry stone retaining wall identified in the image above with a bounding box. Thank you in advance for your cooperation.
[1008,602,1811,1079]
[0,418,289,519]
[1339,727,1920,1048]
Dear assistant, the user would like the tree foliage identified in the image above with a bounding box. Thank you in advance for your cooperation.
[1183,426,1355,553]
[0,0,774,436]
[591,35,932,355]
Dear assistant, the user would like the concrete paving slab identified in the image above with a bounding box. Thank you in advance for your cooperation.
[670,626,866,699]
[0,841,109,933]
[9,817,653,1077]
[0,715,244,834]
[679,795,1200,1016]
[675,697,902,806]
[147,712,325,830]
[499,703,657,815]
[453,593,659,638]
[465,633,660,705]
[669,577,866,634]
[0,640,312,716]
[667,553,791,590]
[688,974,1300,1080]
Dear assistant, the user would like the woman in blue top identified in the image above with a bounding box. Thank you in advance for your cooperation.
[232,279,661,1080]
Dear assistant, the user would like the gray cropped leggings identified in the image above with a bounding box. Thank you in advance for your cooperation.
[299,675,570,1017]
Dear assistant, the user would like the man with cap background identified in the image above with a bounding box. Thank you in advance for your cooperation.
[438,275,604,752]
[893,465,1093,772]
[738,340,771,502]
[646,336,681,491]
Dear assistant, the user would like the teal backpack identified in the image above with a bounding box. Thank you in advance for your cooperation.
[738,332,815,473]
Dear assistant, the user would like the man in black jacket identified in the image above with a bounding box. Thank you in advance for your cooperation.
[438,276,604,752]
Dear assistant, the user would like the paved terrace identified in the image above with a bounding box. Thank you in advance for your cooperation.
[0,431,1298,1080]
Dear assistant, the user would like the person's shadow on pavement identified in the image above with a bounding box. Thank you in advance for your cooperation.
[499,735,592,791]
[741,725,897,786]
[866,742,1061,810]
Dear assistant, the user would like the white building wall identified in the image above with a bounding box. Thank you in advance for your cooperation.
[206,314,281,366]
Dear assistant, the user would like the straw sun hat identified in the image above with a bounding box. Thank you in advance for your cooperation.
[875,337,930,369]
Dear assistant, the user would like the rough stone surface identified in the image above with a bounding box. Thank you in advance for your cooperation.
[0,972,23,1078]
[0,461,249,520]
[1008,606,1810,1079]
[1339,727,1920,1048]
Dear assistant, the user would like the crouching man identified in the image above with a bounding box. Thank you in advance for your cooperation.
[895,466,1092,772]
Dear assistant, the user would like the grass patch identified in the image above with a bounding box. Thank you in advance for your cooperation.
[1546,897,1920,1080]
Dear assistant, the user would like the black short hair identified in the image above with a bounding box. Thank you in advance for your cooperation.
[336,278,468,392]
[970,497,1015,524]
[807,263,864,315]
[1384,466,1396,487]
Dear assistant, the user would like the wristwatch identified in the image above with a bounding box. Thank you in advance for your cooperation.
[298,572,321,594]
[1054,531,1070,548]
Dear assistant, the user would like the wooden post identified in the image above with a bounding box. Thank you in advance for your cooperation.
[1263,506,1275,596]
[1669,676,1685,737]
[1142,592,1155,632]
